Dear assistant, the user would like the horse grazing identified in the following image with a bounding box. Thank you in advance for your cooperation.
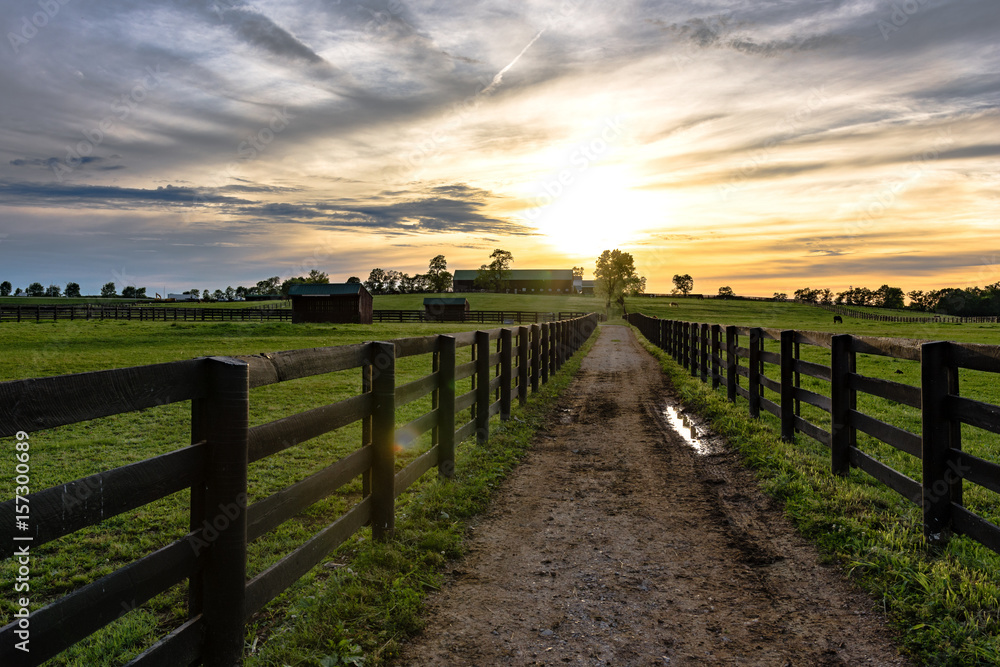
[669,302,679,308]
[833,315,843,324]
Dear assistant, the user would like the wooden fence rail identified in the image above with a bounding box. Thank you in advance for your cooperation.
[627,313,1000,557]
[0,305,596,324]
[0,314,599,666]
[818,303,999,324]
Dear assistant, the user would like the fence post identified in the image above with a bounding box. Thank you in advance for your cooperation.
[831,334,855,475]
[540,324,549,384]
[780,330,795,442]
[686,323,695,375]
[531,324,541,392]
[711,324,721,390]
[700,323,709,382]
[921,341,960,544]
[748,328,761,418]
[475,331,490,443]
[726,326,737,402]
[370,342,396,540]
[500,328,512,420]
[549,322,558,376]
[361,360,373,500]
[436,335,456,479]
[518,326,529,406]
[200,356,249,666]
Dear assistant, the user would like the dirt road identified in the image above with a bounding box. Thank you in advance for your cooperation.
[397,325,912,666]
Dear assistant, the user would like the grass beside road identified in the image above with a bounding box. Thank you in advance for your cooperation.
[631,324,1000,666]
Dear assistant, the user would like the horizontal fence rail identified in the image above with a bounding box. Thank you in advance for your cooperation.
[0,314,599,666]
[0,305,597,325]
[627,313,1000,559]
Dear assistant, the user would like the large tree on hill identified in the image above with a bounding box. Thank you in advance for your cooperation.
[594,249,644,315]
[672,274,694,296]
[65,282,81,298]
[474,249,513,292]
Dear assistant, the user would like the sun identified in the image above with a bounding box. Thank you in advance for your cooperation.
[519,165,663,257]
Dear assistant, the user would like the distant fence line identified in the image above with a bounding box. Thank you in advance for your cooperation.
[0,314,599,665]
[627,312,1000,559]
[818,303,999,324]
[0,305,596,324]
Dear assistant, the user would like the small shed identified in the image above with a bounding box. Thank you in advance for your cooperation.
[424,297,470,322]
[289,283,373,324]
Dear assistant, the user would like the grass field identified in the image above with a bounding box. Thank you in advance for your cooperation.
[4,295,1000,664]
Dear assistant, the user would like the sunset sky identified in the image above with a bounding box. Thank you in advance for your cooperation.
[1,0,998,296]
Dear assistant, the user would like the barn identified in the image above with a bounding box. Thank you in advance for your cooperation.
[288,283,373,324]
[424,297,470,321]
[453,269,575,293]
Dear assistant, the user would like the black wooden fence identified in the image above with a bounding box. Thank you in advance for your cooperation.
[818,304,999,324]
[0,314,599,666]
[0,305,595,325]
[627,313,1000,556]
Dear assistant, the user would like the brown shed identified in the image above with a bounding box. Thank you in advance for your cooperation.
[289,283,373,324]
[424,297,470,321]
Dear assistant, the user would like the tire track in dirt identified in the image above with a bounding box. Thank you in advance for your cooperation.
[396,325,912,666]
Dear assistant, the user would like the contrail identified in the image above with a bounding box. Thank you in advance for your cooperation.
[480,29,545,96]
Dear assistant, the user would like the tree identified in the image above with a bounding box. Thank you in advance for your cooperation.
[45,284,61,297]
[27,282,45,297]
[346,276,361,284]
[225,286,235,301]
[14,287,23,296]
[0,281,11,296]
[136,287,147,299]
[307,269,329,284]
[873,284,905,309]
[793,287,820,304]
[572,266,584,279]
[101,282,116,298]
[65,282,81,298]
[121,285,145,299]
[717,286,735,299]
[427,255,453,293]
[594,249,645,315]
[772,292,787,301]
[671,274,694,296]
[474,249,514,292]
[256,276,281,295]
[364,268,389,295]
[202,289,211,301]
[213,289,225,301]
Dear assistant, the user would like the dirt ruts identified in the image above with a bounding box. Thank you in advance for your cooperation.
[396,325,912,666]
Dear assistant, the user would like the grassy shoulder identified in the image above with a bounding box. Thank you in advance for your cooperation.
[630,325,1000,667]
[243,325,601,666]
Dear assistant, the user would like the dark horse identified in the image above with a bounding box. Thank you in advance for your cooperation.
[833,315,843,324]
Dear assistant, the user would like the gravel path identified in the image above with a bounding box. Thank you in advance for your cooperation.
[396,325,912,666]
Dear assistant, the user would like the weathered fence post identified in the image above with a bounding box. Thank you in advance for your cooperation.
[726,326,737,402]
[748,328,761,418]
[831,334,855,475]
[711,324,722,390]
[518,326,529,406]
[921,341,960,544]
[436,335,456,479]
[780,330,795,442]
[475,331,490,443]
[540,324,550,384]
[549,322,558,376]
[500,328,513,420]
[200,356,249,665]
[371,342,396,540]
[361,360,373,499]
[700,323,709,382]
[530,324,541,392]
[688,323,698,376]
